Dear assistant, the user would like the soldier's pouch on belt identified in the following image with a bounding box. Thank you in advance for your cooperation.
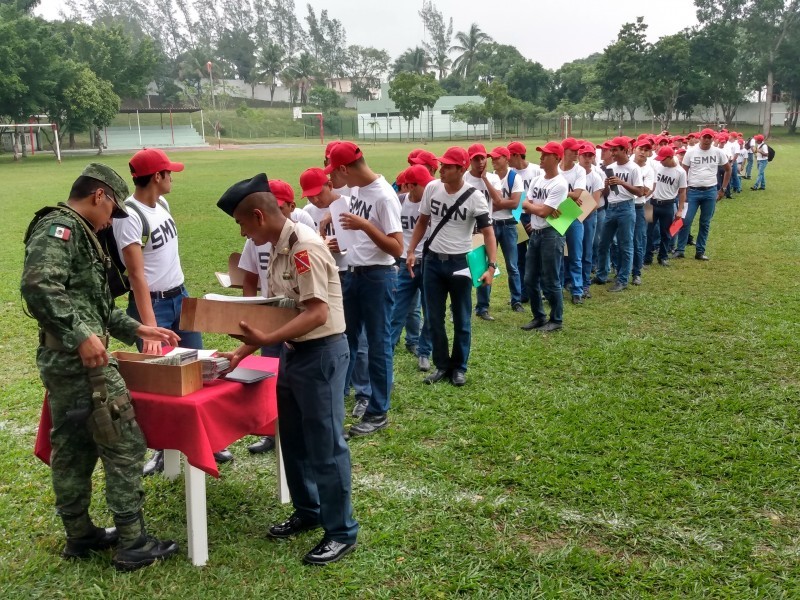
[87,391,136,447]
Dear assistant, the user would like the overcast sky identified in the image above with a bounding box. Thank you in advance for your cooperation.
[35,0,700,70]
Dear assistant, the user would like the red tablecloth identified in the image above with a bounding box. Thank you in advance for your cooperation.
[34,355,278,478]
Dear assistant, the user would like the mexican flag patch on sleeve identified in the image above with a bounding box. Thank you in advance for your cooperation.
[48,225,72,240]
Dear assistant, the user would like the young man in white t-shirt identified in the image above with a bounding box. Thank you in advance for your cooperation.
[646,146,687,267]
[406,147,497,387]
[326,142,403,437]
[592,136,644,292]
[675,128,731,260]
[632,140,655,286]
[389,165,433,372]
[508,141,541,304]
[558,138,587,303]
[114,149,227,474]
[752,134,770,191]
[577,143,604,298]
[463,143,503,321]
[520,142,569,332]
[473,146,524,316]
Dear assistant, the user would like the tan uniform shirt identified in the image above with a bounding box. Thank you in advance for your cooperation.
[268,219,345,342]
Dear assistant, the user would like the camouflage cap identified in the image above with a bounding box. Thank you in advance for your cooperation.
[81,163,130,217]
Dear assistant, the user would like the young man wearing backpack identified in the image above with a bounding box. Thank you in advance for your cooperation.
[752,134,771,191]
[113,149,230,474]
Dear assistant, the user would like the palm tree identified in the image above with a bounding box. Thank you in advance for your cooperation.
[257,42,286,106]
[289,52,319,105]
[392,47,430,76]
[450,24,491,78]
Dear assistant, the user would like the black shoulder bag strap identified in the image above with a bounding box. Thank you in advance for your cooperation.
[422,186,477,258]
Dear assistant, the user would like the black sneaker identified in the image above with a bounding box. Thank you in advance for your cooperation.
[608,282,627,292]
[348,413,388,437]
[511,302,525,313]
[142,450,164,476]
[521,318,547,331]
[424,368,449,384]
[247,436,275,454]
[450,370,466,386]
[571,295,583,305]
[591,276,607,285]
[351,396,368,418]
[539,321,563,332]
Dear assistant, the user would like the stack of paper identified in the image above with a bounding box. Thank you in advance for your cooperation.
[201,357,230,381]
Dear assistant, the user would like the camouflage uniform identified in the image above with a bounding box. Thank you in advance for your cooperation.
[22,200,145,539]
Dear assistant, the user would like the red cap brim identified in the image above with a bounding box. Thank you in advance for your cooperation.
[301,184,324,198]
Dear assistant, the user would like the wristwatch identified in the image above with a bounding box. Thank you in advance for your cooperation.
[487,262,497,270]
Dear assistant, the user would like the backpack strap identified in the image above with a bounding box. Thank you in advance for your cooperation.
[123,198,169,247]
[422,186,477,257]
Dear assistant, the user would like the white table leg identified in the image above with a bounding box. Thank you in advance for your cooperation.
[163,449,181,481]
[184,455,208,567]
[275,422,291,504]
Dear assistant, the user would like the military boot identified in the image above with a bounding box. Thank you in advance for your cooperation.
[112,512,179,572]
[61,512,119,559]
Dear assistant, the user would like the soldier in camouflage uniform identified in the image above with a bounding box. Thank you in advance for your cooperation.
[21,164,181,571]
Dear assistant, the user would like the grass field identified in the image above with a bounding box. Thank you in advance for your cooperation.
[1,140,798,598]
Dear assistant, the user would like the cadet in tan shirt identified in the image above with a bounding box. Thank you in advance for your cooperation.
[217,173,358,566]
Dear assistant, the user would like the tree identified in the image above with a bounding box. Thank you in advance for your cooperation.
[267,0,304,58]
[643,32,692,130]
[288,52,319,105]
[505,60,551,106]
[479,80,513,139]
[595,18,650,129]
[217,29,258,96]
[694,0,800,136]
[392,47,430,76]
[419,1,452,79]
[257,42,286,105]
[344,45,390,99]
[388,72,443,141]
[451,101,487,139]
[308,85,344,114]
[472,43,526,84]
[776,21,800,133]
[450,23,491,78]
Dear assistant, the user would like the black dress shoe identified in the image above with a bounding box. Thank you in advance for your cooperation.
[303,538,357,565]
[348,413,388,437]
[62,526,119,559]
[476,312,495,321]
[214,448,234,463]
[521,318,547,331]
[247,436,275,454]
[424,368,450,384]
[590,276,607,285]
[268,513,320,538]
[451,370,466,386]
[695,253,709,261]
[142,450,164,476]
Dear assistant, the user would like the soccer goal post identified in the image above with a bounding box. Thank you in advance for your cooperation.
[1,123,62,163]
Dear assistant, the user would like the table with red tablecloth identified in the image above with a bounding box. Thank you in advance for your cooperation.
[33,354,286,566]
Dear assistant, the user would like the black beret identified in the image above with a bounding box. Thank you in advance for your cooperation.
[216,173,271,216]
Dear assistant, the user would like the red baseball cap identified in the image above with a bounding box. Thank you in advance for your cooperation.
[324,140,340,160]
[654,146,675,161]
[129,148,184,178]
[488,146,510,159]
[407,148,423,165]
[269,179,295,205]
[686,132,698,139]
[438,147,469,168]
[578,143,596,155]
[507,141,527,155]
[754,134,764,142]
[699,128,716,138]
[324,141,363,174]
[299,167,328,198]
[410,150,438,170]
[405,164,435,186]
[536,142,564,159]
[676,148,687,155]
[633,139,653,149]
[717,134,729,142]
[396,169,408,185]
[608,136,629,149]
[671,135,685,142]
[467,143,487,159]
[561,137,582,152]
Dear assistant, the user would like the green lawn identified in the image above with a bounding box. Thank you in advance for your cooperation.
[1,141,798,598]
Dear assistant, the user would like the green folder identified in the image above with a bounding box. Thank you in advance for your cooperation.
[466,245,501,288]
[545,197,582,235]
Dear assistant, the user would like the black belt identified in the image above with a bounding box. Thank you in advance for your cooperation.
[494,218,517,225]
[529,228,548,235]
[635,204,645,210]
[426,252,467,261]
[346,264,394,274]
[150,285,183,299]
[652,199,676,205]
[284,333,345,351]
[689,185,715,191]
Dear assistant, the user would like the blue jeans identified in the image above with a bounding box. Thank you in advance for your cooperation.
[476,220,522,313]
[597,201,635,286]
[730,162,741,193]
[581,210,597,294]
[423,254,473,372]
[560,219,583,295]
[754,160,768,189]
[592,208,606,273]
[127,285,203,350]
[390,262,432,358]
[632,205,647,278]
[745,153,754,178]
[677,187,716,255]
[403,291,422,347]
[339,272,371,401]
[342,265,397,417]
[646,200,676,262]
[524,228,564,324]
